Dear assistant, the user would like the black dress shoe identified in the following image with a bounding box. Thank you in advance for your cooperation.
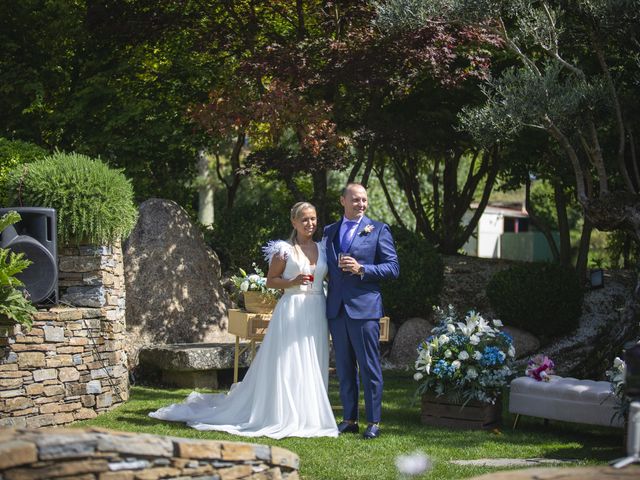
[337,421,359,434]
[363,424,380,439]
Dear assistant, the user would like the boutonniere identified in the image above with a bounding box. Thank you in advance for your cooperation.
[360,224,375,236]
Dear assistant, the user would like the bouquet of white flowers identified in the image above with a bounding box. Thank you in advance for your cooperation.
[414,305,516,404]
[231,263,281,301]
[606,356,628,420]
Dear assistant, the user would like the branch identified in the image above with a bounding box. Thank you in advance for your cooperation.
[360,145,376,188]
[545,119,588,203]
[375,164,407,230]
[578,120,609,195]
[628,126,640,191]
[215,153,230,189]
[497,17,541,76]
[458,147,499,247]
[590,27,634,193]
[432,156,440,233]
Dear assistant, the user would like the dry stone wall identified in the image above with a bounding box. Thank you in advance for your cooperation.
[0,427,300,479]
[0,243,128,428]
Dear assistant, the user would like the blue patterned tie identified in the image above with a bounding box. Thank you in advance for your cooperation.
[340,221,356,252]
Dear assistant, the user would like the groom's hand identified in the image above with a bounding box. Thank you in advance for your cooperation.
[340,256,362,275]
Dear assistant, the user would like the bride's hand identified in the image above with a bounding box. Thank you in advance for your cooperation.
[289,274,313,286]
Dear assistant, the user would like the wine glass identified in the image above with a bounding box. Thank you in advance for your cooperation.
[300,264,313,291]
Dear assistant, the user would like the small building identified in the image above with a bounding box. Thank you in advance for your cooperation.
[462,202,559,262]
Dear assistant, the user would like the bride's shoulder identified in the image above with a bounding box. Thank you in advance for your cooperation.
[262,239,293,264]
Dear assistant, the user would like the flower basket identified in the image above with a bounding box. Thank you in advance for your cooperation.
[421,393,502,430]
[243,291,277,314]
[413,306,515,423]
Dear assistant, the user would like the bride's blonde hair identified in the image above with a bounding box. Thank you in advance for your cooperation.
[288,202,316,260]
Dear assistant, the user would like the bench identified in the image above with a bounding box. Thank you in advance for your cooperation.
[138,343,252,389]
[509,376,624,428]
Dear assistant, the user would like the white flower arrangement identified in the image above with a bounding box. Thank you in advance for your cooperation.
[606,356,628,420]
[231,263,281,300]
[414,305,516,404]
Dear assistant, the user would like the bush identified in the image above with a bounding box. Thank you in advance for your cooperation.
[5,151,138,246]
[0,138,48,204]
[486,262,583,340]
[381,227,443,321]
[0,211,37,329]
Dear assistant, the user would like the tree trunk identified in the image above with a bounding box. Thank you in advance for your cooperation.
[575,217,593,284]
[524,177,560,262]
[553,180,572,266]
[197,150,214,227]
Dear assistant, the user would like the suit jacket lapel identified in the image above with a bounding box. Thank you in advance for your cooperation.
[327,220,342,259]
[348,216,370,253]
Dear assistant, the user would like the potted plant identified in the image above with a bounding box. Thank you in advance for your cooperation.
[0,211,37,329]
[414,305,516,429]
[231,263,281,313]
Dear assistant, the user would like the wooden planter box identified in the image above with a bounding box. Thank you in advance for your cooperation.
[421,394,502,430]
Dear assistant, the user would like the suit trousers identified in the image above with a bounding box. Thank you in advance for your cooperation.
[329,305,383,423]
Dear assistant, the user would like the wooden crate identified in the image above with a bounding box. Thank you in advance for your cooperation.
[228,309,271,339]
[420,394,502,430]
[230,309,390,342]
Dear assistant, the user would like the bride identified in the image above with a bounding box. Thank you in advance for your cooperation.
[149,202,339,438]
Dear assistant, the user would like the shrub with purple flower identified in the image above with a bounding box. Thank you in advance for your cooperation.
[414,305,516,404]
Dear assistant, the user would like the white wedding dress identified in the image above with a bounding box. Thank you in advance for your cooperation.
[149,240,338,439]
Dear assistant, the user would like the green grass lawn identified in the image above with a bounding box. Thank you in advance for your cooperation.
[73,370,624,480]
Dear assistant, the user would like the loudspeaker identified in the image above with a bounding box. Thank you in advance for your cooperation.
[0,207,58,305]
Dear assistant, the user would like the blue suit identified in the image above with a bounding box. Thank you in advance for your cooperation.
[323,215,399,423]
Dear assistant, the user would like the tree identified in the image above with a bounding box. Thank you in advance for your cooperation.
[0,1,225,207]
[376,0,640,360]
[376,0,640,248]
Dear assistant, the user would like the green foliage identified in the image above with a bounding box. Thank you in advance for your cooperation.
[5,151,138,246]
[381,227,443,321]
[206,180,294,273]
[0,211,36,329]
[0,137,48,204]
[487,262,583,340]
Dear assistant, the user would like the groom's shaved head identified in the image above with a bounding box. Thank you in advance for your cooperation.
[341,183,366,197]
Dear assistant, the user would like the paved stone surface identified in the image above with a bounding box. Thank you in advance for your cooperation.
[469,465,640,479]
[451,458,578,468]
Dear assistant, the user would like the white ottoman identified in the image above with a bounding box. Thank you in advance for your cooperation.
[509,376,624,428]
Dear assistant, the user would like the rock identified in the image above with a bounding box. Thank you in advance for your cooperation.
[503,326,540,360]
[540,270,638,378]
[389,317,435,368]
[138,343,252,389]
[123,199,233,368]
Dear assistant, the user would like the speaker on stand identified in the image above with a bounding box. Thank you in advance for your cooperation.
[0,207,58,306]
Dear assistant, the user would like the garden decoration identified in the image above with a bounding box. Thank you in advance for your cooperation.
[231,263,281,313]
[526,354,555,382]
[414,305,515,429]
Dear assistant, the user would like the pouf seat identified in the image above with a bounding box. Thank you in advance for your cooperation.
[509,376,624,428]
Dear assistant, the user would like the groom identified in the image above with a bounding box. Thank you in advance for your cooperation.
[323,183,399,439]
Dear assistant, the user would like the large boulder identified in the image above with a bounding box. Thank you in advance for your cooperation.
[389,317,434,368]
[124,199,233,368]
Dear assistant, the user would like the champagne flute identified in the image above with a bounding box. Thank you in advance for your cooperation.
[300,264,311,291]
